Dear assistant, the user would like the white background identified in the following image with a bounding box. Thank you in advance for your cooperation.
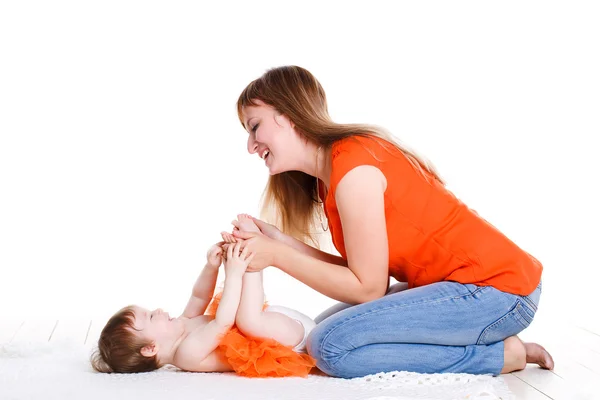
[1,1,598,332]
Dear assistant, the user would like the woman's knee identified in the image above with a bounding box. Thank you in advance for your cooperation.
[306,320,349,377]
[314,302,354,324]
[306,331,332,376]
[313,282,407,325]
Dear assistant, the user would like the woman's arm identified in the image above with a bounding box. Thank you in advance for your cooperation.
[279,231,348,267]
[237,166,390,305]
[234,218,347,267]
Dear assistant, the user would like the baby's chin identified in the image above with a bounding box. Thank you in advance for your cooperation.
[172,317,186,328]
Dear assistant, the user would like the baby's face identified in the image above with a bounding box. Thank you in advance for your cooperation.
[131,306,184,345]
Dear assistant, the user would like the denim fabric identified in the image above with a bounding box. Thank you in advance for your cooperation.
[306,280,542,378]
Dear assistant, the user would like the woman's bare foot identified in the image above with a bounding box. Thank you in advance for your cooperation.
[237,214,261,233]
[501,336,526,373]
[501,335,554,373]
[524,341,554,370]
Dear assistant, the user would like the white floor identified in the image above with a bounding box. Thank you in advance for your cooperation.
[1,307,598,400]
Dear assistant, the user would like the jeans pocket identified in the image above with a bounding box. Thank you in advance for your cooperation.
[477,300,533,345]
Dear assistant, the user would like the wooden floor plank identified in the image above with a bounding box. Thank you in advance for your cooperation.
[525,324,600,377]
[512,365,596,400]
[574,319,600,337]
[49,319,92,344]
[10,319,58,343]
[0,319,24,344]
[569,326,600,353]
[561,345,600,376]
[5,315,598,400]
[85,319,104,346]
[548,350,599,400]
[503,374,552,399]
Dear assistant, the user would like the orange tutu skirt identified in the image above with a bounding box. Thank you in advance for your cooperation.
[205,291,316,378]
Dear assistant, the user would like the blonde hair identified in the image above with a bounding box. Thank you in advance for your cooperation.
[90,306,161,373]
[237,66,443,246]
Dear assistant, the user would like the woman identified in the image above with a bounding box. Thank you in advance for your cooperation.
[228,65,554,378]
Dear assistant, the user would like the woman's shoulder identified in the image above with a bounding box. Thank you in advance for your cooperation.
[329,134,425,193]
[330,134,402,168]
[328,134,400,193]
[331,134,393,156]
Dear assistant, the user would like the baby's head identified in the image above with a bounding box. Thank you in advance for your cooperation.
[91,305,183,373]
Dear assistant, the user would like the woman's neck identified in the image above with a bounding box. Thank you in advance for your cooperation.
[299,143,331,188]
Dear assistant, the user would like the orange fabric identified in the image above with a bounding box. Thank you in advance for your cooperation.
[320,135,542,296]
[205,291,316,378]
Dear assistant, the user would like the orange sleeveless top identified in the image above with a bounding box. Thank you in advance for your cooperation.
[320,135,542,296]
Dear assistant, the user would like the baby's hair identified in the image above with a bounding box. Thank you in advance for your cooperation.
[90,305,161,373]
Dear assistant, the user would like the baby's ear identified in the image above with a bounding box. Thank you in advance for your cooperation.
[140,344,158,358]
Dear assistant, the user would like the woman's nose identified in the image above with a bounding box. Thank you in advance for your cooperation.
[247,136,258,155]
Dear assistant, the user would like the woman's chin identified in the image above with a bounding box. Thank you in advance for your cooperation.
[267,161,291,175]
[267,165,279,175]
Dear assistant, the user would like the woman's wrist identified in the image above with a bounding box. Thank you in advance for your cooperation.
[275,231,291,245]
[272,239,293,271]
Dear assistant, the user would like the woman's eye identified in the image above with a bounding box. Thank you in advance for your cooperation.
[251,123,259,133]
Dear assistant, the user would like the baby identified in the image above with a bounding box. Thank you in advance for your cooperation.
[91,214,316,377]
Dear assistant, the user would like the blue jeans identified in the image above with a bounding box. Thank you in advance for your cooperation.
[306,280,542,378]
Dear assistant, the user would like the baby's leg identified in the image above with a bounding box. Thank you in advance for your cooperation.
[235,271,304,348]
[236,213,261,233]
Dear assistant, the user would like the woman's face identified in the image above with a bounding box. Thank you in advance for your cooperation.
[241,100,299,175]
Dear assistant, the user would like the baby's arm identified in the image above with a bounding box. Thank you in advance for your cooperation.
[181,242,223,319]
[174,242,252,372]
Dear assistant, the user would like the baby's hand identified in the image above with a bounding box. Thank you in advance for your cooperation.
[224,241,254,276]
[220,231,238,244]
[206,241,225,268]
[219,232,239,261]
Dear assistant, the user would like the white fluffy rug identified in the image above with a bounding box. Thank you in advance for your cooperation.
[0,340,514,400]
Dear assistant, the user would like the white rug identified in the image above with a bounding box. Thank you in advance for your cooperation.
[0,341,514,400]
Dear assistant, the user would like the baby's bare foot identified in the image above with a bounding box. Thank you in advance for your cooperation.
[524,341,554,370]
[237,214,261,233]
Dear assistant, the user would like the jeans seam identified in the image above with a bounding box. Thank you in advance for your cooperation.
[516,300,535,324]
[476,299,528,345]
[316,342,339,373]
[317,284,487,363]
[520,295,538,313]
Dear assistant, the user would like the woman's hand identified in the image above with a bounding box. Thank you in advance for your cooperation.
[232,216,284,242]
[226,230,280,272]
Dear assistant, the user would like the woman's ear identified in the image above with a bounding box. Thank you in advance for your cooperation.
[274,112,294,129]
[140,343,158,358]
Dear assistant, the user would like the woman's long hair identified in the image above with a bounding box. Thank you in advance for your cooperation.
[237,66,443,246]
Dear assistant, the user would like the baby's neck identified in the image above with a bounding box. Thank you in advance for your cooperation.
[158,330,189,365]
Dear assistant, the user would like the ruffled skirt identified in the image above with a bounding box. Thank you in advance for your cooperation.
[205,291,316,378]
